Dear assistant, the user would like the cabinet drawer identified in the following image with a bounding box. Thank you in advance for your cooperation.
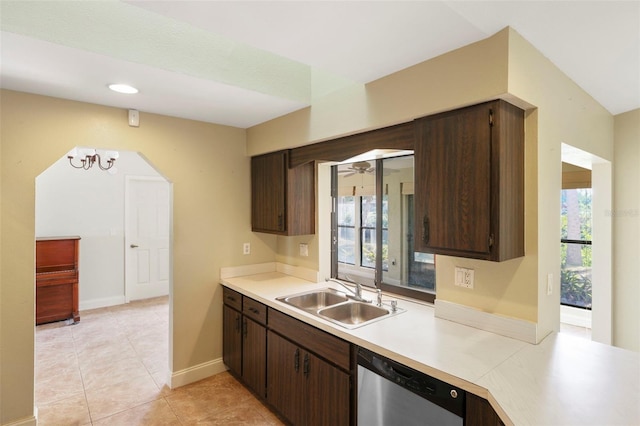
[243,297,267,325]
[223,287,242,311]
[268,308,351,371]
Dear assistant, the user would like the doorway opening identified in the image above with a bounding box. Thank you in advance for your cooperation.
[560,144,612,344]
[35,147,173,402]
[560,162,592,337]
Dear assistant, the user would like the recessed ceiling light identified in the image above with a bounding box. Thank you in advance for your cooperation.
[108,84,138,94]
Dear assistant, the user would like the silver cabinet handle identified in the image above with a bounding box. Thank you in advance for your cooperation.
[130,244,139,248]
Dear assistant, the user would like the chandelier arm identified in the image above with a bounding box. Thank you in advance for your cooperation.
[68,156,85,169]
[96,153,115,170]
[67,150,117,171]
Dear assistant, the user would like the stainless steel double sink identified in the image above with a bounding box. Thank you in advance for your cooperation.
[276,287,404,329]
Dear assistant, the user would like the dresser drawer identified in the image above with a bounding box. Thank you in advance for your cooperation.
[223,287,242,311]
[243,297,267,325]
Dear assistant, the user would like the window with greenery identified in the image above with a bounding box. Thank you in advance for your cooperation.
[336,194,387,268]
[333,155,435,302]
[560,188,592,309]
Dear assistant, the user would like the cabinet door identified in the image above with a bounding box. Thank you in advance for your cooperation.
[306,351,351,426]
[222,305,242,375]
[466,393,505,426]
[415,102,492,256]
[267,331,304,424]
[242,317,266,398]
[252,151,286,233]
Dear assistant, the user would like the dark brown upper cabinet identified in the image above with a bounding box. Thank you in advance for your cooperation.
[414,100,524,261]
[251,150,315,235]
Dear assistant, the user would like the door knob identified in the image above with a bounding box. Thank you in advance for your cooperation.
[130,244,139,248]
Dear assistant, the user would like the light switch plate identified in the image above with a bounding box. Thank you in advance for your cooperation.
[128,109,139,127]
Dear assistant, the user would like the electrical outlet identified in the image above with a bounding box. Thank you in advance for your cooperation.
[299,243,309,257]
[455,267,474,289]
[243,242,250,255]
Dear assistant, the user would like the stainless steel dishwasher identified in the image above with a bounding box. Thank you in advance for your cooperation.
[357,347,465,425]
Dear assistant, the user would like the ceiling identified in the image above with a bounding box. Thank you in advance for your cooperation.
[1,1,638,129]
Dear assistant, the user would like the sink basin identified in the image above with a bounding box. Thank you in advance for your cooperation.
[318,302,389,326]
[277,288,348,311]
[277,288,405,329]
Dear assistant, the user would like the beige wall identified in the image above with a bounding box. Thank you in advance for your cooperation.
[249,27,618,342]
[0,90,277,424]
[250,28,541,323]
[505,27,614,339]
[246,29,510,156]
[613,109,640,351]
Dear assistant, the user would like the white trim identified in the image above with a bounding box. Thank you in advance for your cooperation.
[79,296,126,311]
[435,299,543,344]
[317,163,333,281]
[590,162,612,345]
[3,414,37,426]
[561,305,592,329]
[169,358,227,389]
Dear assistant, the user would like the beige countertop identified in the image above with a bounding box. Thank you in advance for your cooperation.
[220,267,640,426]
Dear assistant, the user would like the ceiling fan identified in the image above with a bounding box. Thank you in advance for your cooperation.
[338,161,375,177]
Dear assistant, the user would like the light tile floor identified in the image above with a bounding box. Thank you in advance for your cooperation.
[35,296,283,425]
[560,322,592,340]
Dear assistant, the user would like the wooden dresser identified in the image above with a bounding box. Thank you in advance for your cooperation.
[36,236,80,325]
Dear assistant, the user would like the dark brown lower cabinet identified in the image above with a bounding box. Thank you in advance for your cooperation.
[266,331,304,424]
[222,304,242,375]
[222,288,267,398]
[466,393,505,426]
[267,330,350,425]
[242,316,266,397]
[223,287,509,426]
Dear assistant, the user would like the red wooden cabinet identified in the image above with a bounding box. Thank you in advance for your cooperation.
[35,236,80,325]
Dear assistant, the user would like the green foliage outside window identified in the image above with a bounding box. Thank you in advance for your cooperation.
[560,188,592,309]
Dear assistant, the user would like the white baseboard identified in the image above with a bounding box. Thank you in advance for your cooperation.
[169,358,227,389]
[79,295,126,311]
[435,299,540,344]
[3,413,37,426]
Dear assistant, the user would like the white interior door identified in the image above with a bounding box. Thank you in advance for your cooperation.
[125,177,171,302]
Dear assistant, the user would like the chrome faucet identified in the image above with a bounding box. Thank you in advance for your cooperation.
[326,278,371,303]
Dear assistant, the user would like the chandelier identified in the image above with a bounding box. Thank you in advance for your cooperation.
[67,148,119,171]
